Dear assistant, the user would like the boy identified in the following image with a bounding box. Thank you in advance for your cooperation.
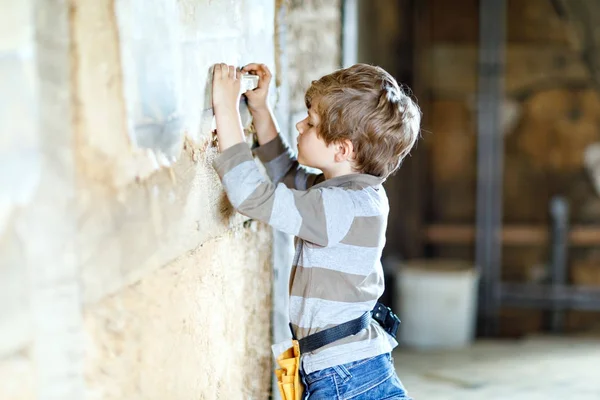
[211,62,420,399]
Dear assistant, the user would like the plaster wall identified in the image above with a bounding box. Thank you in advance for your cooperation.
[1,1,275,398]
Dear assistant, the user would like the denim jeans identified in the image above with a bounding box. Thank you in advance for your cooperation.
[300,353,411,400]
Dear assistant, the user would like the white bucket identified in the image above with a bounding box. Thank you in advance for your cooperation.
[396,259,479,349]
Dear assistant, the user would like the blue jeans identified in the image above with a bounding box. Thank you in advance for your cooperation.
[301,353,411,399]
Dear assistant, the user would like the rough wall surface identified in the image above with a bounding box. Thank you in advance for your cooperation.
[85,227,272,400]
[287,0,341,118]
[1,0,274,399]
[0,0,38,363]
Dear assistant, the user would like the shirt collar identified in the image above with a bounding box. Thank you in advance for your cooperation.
[312,173,385,189]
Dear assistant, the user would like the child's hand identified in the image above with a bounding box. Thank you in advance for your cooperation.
[241,63,272,113]
[212,63,241,112]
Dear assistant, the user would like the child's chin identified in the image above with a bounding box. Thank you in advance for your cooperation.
[298,154,317,169]
[298,158,309,168]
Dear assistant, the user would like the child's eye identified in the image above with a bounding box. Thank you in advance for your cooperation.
[307,122,313,127]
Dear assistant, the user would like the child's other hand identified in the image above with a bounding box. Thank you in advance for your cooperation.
[241,63,272,113]
[212,63,241,112]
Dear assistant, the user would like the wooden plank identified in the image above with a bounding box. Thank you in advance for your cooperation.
[570,228,600,246]
[498,308,544,338]
[428,101,475,183]
[507,0,570,44]
[572,260,600,286]
[427,96,476,223]
[501,282,600,310]
[424,224,600,246]
[502,88,600,225]
[402,0,428,259]
[428,0,570,45]
[512,89,600,171]
[555,0,600,93]
[429,0,478,43]
[428,44,590,97]
[384,0,430,260]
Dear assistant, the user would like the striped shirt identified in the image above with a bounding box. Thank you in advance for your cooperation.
[213,135,397,374]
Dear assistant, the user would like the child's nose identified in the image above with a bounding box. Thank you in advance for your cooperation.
[296,120,303,134]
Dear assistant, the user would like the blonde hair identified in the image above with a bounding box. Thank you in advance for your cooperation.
[305,63,421,178]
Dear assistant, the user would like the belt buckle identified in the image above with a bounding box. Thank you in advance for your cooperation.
[372,303,401,339]
[373,303,388,323]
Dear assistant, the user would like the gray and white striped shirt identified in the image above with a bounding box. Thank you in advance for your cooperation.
[213,135,397,374]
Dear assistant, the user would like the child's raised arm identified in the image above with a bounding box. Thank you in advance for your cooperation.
[212,63,245,152]
[213,142,353,247]
[242,63,324,190]
[241,63,278,146]
[212,63,353,246]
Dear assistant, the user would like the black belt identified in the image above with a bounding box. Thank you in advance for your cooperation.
[291,302,400,354]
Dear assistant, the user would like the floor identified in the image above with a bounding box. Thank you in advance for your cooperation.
[393,336,600,399]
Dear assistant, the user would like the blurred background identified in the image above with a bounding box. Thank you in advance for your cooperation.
[370,0,600,339]
[364,0,600,398]
[1,0,599,399]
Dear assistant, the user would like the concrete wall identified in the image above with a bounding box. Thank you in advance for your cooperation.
[1,0,275,399]
[287,0,341,123]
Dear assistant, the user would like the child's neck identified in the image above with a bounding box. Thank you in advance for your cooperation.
[322,163,358,180]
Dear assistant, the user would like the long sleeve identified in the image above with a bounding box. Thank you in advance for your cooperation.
[213,142,354,247]
[252,135,324,190]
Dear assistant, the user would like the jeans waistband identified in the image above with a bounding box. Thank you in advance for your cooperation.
[303,353,392,386]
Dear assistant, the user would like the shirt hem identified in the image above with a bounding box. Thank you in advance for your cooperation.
[301,339,395,375]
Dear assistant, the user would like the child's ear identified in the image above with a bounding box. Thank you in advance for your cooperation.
[334,139,355,163]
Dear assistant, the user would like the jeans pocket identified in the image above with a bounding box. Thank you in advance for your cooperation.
[332,364,352,384]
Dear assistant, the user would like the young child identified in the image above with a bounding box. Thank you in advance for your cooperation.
[211,62,420,399]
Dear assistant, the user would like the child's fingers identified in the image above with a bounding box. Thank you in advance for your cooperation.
[235,67,241,79]
[243,63,271,77]
[260,64,272,78]
[219,63,228,79]
[256,65,271,89]
[242,63,261,73]
[228,65,236,78]
[241,63,272,93]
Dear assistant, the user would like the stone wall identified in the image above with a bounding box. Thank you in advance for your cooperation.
[287,0,341,124]
[0,0,276,399]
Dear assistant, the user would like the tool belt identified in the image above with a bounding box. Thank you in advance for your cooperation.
[273,340,303,400]
[273,302,400,400]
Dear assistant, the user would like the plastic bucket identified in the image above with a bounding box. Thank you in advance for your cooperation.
[396,259,479,349]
